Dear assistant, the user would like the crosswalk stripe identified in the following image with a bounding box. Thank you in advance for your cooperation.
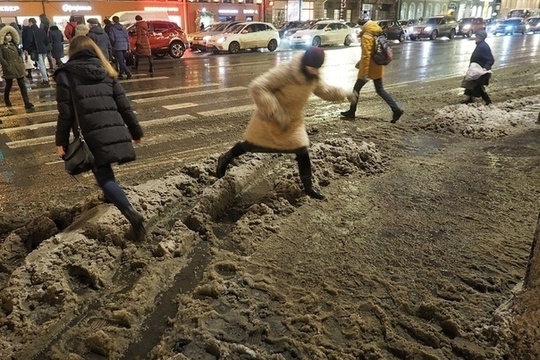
[197,104,254,117]
[163,103,199,110]
[132,86,247,104]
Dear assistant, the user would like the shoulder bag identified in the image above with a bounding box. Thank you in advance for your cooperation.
[64,80,95,176]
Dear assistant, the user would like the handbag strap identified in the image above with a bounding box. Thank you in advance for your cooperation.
[67,76,84,139]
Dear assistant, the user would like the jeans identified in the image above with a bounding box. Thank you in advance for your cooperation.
[36,53,49,82]
[348,77,399,113]
[114,50,131,76]
[93,164,132,212]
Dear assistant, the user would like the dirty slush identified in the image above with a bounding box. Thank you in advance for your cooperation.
[0,62,539,360]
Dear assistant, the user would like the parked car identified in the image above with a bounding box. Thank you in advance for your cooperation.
[278,21,306,38]
[345,21,362,38]
[289,20,355,48]
[189,21,241,51]
[492,18,527,35]
[409,15,457,40]
[399,19,419,38]
[526,17,540,33]
[377,20,406,42]
[206,22,280,54]
[126,20,188,59]
[456,17,486,37]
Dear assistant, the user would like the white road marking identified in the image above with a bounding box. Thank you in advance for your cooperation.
[198,104,254,117]
[132,86,247,104]
[163,103,199,110]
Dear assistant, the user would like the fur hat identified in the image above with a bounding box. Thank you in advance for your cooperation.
[0,25,20,45]
[135,15,143,21]
[475,30,488,40]
[302,47,325,68]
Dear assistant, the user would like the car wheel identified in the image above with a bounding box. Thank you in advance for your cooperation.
[169,41,185,59]
[211,49,220,54]
[267,39,278,52]
[410,35,417,41]
[430,31,438,40]
[448,29,455,39]
[312,36,321,47]
[228,41,240,54]
[467,30,473,37]
[343,35,352,46]
[398,33,405,42]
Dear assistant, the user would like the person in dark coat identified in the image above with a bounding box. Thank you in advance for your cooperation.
[22,17,49,85]
[54,36,146,240]
[134,15,153,73]
[0,25,34,109]
[461,30,494,105]
[216,47,356,200]
[48,25,64,67]
[103,18,113,35]
[86,18,112,61]
[109,16,132,80]
[39,13,54,70]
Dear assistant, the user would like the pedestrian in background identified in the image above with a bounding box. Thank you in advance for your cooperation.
[133,15,153,74]
[86,18,112,61]
[48,25,64,67]
[0,25,34,109]
[64,16,78,42]
[109,15,132,80]
[54,36,146,240]
[22,17,49,86]
[103,18,113,36]
[216,47,357,200]
[340,20,403,123]
[39,13,55,71]
[75,23,90,38]
[461,30,494,105]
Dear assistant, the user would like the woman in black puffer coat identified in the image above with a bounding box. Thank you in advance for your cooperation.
[54,36,146,240]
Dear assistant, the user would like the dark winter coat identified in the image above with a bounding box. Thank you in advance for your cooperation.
[0,25,25,79]
[87,26,112,60]
[39,14,50,33]
[23,24,49,54]
[466,40,495,90]
[54,50,144,167]
[135,20,151,57]
[109,23,130,51]
[48,26,64,59]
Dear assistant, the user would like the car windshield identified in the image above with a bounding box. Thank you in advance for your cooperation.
[460,18,473,24]
[226,24,246,34]
[309,23,329,30]
[426,18,441,25]
[503,19,520,25]
[210,23,230,31]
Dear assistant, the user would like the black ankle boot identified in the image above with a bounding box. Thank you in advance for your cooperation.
[340,110,355,119]
[5,99,12,107]
[122,207,146,241]
[216,142,246,178]
[297,152,325,200]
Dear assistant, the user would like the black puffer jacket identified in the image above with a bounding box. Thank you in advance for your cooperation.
[54,50,143,167]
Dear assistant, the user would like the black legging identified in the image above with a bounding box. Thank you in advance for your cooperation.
[4,77,29,104]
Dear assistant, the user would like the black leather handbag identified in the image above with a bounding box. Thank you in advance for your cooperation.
[64,84,95,176]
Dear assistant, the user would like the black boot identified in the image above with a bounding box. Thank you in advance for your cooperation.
[121,207,146,241]
[216,142,246,178]
[4,95,12,107]
[461,97,474,104]
[22,94,34,109]
[481,93,492,105]
[391,109,404,123]
[296,151,325,200]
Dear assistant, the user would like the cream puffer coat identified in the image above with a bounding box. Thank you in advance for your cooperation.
[358,21,384,80]
[243,54,348,150]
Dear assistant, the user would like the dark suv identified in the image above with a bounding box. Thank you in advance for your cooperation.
[377,20,406,42]
[457,17,486,37]
[127,20,188,59]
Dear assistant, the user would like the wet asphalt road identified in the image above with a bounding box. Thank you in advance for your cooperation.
[0,33,539,214]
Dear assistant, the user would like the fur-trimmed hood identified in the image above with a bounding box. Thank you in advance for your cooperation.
[0,25,20,46]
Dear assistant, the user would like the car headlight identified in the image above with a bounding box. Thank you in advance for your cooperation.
[217,37,227,43]
[463,24,471,29]
[302,35,312,40]
[203,35,211,41]
[424,26,432,32]
[505,25,513,30]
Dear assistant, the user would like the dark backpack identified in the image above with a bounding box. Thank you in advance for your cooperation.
[371,35,393,65]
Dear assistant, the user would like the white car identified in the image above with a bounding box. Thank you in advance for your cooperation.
[189,21,241,51]
[289,20,355,48]
[206,22,280,54]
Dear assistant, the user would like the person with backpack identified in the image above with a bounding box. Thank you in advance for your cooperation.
[64,16,78,42]
[340,20,403,123]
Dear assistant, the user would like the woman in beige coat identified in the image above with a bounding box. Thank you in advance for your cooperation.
[341,21,403,122]
[216,47,356,200]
